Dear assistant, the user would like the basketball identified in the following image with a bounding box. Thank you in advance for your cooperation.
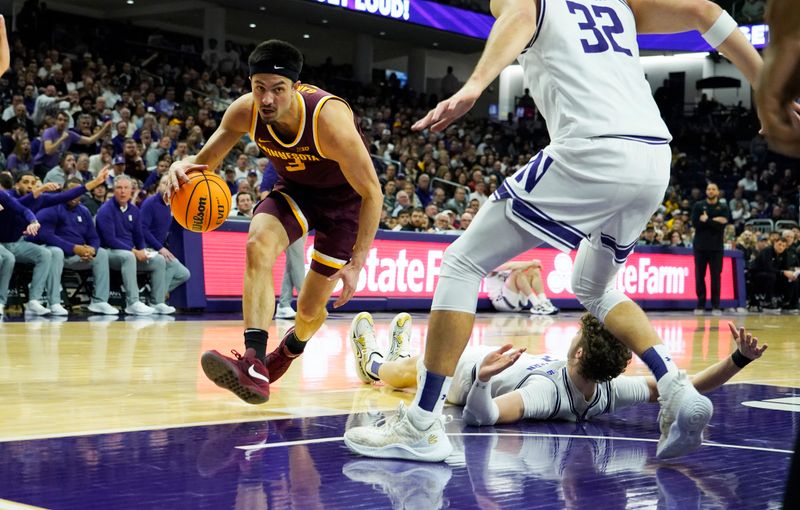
[170,171,231,232]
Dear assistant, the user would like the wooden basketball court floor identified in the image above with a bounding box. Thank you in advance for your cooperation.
[0,311,797,509]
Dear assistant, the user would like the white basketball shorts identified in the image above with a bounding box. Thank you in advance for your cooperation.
[493,136,671,264]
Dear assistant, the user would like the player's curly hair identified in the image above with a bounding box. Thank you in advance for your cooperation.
[248,40,303,73]
[575,313,632,382]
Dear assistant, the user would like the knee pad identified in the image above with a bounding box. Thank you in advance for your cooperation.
[431,244,490,314]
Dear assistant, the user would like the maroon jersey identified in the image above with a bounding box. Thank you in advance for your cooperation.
[250,84,363,191]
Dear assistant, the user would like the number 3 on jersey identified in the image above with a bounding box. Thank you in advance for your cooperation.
[566,1,632,56]
[286,155,306,172]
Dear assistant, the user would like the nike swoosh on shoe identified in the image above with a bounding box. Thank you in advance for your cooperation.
[248,365,269,383]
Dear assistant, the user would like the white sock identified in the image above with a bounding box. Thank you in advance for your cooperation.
[527,293,540,306]
[537,292,548,302]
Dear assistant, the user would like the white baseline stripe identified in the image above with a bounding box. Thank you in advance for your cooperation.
[235,431,795,455]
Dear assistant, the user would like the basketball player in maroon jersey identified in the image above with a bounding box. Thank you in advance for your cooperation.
[167,40,382,404]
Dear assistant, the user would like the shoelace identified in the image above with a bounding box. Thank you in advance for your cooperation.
[375,403,453,432]
[374,403,405,429]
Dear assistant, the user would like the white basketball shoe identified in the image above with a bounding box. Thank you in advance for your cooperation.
[349,312,383,383]
[656,371,713,459]
[530,298,559,316]
[387,312,412,362]
[344,402,453,462]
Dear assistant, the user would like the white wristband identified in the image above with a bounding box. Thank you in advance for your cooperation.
[702,11,738,48]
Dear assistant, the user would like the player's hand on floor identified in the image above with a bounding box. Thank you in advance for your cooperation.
[727,322,768,360]
[478,344,527,382]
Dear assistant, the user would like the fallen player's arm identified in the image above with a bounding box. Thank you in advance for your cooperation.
[463,377,556,425]
[645,323,767,402]
[463,345,553,426]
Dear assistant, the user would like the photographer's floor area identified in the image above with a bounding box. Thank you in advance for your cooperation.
[0,312,797,509]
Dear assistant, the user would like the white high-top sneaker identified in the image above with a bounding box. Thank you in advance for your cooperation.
[349,312,383,383]
[344,402,453,462]
[387,312,412,362]
[656,371,713,459]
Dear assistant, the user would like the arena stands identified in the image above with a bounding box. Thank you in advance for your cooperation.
[0,1,794,315]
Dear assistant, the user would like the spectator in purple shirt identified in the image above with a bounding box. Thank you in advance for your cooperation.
[140,176,190,299]
[95,174,173,315]
[32,111,111,178]
[6,135,34,174]
[33,179,118,315]
[0,188,40,317]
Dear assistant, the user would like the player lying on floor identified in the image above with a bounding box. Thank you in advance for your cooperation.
[349,312,766,426]
[486,259,559,315]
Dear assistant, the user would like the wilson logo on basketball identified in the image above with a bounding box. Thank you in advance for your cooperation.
[170,172,231,233]
[192,196,208,231]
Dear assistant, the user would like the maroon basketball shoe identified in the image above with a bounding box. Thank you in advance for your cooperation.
[201,348,270,404]
[265,327,302,383]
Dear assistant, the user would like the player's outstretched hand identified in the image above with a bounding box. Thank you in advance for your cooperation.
[167,160,208,198]
[727,322,768,361]
[412,83,482,133]
[478,344,527,382]
[329,261,362,308]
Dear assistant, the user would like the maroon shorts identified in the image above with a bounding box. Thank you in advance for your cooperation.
[254,183,361,277]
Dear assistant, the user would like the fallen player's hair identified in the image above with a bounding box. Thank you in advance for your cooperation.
[576,313,632,382]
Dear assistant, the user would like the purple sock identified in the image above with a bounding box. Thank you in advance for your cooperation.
[369,360,383,379]
[418,371,447,412]
[641,345,677,381]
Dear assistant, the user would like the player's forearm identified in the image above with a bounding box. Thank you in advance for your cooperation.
[463,379,500,426]
[351,194,382,263]
[0,17,9,76]
[690,356,741,394]
[717,30,763,90]
[465,1,537,92]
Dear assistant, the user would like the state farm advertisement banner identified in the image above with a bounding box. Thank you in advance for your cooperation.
[202,231,739,303]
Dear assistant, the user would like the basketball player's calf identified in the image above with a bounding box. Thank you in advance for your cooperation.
[265,268,339,381]
[201,213,290,404]
[571,240,712,459]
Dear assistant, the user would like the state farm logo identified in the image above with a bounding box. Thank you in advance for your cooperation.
[307,247,443,294]
[547,253,574,294]
[545,254,690,296]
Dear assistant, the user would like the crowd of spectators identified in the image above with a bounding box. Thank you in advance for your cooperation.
[0,3,795,316]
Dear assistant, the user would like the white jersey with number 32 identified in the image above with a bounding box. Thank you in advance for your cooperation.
[519,0,671,142]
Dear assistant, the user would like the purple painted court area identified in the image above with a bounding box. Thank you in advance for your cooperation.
[1,384,795,509]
